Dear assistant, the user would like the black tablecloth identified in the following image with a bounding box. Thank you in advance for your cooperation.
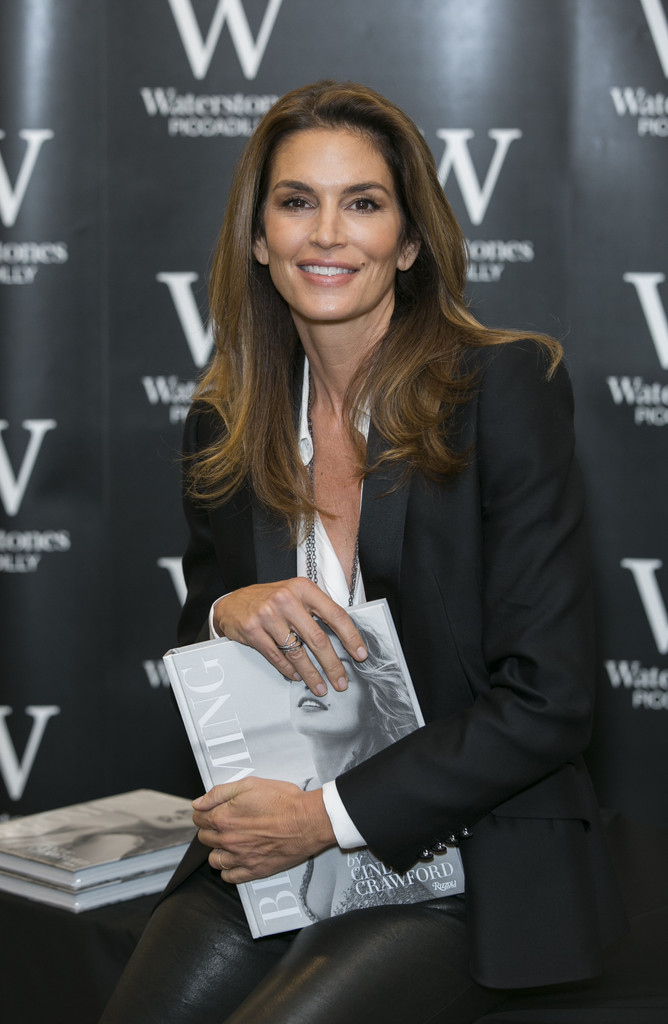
[0,886,157,1023]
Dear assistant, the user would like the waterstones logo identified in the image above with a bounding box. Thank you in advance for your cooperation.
[609,0,668,137]
[604,660,668,710]
[140,0,283,137]
[142,273,213,422]
[606,558,668,709]
[0,129,53,228]
[435,128,533,282]
[0,130,68,284]
[0,421,72,573]
[606,273,668,424]
[0,705,61,800]
[142,375,195,423]
[0,530,71,574]
[139,87,277,138]
[606,376,668,425]
[466,238,534,283]
[0,419,57,516]
[167,0,283,80]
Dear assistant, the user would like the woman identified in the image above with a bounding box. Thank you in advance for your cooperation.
[101,80,626,1024]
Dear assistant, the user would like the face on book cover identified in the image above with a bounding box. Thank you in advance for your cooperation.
[289,651,367,742]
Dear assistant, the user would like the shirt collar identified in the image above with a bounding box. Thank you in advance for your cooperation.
[297,356,370,466]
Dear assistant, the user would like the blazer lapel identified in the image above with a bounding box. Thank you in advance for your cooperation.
[358,424,409,633]
[252,498,296,583]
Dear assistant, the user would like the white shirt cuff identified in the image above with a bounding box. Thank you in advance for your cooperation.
[322,780,366,849]
[208,597,226,639]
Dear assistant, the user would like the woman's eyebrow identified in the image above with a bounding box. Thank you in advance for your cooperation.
[271,179,391,197]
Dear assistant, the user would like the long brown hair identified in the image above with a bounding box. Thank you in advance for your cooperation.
[189,80,561,537]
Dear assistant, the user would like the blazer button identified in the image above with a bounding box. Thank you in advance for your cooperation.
[446,833,458,845]
[417,848,433,861]
[459,826,472,839]
[431,841,449,853]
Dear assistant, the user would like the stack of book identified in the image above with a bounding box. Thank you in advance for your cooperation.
[0,789,195,912]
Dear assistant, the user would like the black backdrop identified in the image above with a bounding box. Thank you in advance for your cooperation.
[1,0,667,829]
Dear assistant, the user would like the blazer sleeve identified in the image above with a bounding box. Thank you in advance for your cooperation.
[336,341,597,869]
[177,407,230,646]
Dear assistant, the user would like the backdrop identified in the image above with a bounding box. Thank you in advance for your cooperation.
[1,0,666,829]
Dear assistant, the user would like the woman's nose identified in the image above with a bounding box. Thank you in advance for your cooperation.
[309,204,345,249]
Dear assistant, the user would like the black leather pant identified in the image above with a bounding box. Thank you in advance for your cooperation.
[99,861,507,1024]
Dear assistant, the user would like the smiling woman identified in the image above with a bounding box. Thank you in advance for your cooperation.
[252,129,418,343]
[100,80,626,1024]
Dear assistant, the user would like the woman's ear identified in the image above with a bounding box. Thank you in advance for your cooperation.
[397,238,420,272]
[253,235,269,265]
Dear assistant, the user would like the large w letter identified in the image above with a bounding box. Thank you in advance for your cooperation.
[156,273,214,368]
[623,273,668,369]
[621,558,668,655]
[435,129,522,226]
[0,130,54,228]
[167,0,283,80]
[640,0,668,76]
[0,420,57,517]
[0,706,60,801]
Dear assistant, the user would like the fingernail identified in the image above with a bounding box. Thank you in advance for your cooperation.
[356,646,368,660]
[292,673,301,681]
[192,796,204,808]
[336,676,348,691]
[315,682,327,696]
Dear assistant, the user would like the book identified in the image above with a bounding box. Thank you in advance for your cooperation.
[163,598,465,938]
[0,865,179,912]
[0,789,196,899]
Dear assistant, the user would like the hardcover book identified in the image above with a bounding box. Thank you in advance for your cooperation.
[0,789,196,908]
[0,866,179,912]
[163,598,465,938]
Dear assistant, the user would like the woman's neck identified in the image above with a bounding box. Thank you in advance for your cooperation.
[311,735,362,784]
[292,299,395,413]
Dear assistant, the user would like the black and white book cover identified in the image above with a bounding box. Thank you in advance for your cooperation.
[0,789,196,895]
[163,598,465,938]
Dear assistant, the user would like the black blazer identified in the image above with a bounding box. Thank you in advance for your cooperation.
[167,340,627,990]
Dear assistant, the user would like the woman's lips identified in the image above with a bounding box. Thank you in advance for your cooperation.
[298,694,328,710]
[298,264,356,277]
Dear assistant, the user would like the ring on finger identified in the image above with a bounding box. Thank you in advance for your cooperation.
[276,630,304,653]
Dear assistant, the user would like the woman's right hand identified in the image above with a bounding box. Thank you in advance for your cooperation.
[212,578,367,697]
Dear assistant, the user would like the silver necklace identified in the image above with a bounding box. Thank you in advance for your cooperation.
[306,382,360,607]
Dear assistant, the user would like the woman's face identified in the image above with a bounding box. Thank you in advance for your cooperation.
[289,651,367,741]
[253,128,418,342]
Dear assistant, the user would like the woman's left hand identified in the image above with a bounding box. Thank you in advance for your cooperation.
[192,780,337,883]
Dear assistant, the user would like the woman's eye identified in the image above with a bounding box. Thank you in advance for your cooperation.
[351,198,379,212]
[282,196,311,209]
